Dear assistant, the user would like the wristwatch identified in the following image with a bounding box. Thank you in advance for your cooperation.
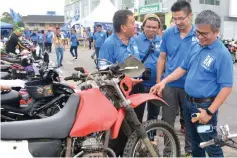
[206,109,213,116]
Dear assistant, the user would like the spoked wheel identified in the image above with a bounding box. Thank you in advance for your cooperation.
[123,120,181,157]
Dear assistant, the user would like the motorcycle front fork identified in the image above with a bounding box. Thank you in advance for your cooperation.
[123,105,158,157]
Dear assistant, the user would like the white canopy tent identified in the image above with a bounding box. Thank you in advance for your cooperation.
[72,0,143,28]
[76,0,116,27]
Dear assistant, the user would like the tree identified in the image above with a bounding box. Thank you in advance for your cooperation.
[1,12,14,24]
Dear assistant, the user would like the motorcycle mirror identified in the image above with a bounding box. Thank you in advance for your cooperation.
[197,125,213,133]
[119,55,145,78]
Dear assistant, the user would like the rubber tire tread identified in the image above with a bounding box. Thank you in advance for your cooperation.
[123,119,181,157]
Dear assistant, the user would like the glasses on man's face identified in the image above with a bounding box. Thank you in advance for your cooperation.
[196,30,212,38]
[172,14,189,22]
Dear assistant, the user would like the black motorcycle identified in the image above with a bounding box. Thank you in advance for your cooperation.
[1,69,75,122]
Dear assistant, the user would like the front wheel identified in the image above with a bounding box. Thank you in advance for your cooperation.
[123,120,181,157]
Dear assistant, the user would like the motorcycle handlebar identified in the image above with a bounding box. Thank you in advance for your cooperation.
[200,139,215,148]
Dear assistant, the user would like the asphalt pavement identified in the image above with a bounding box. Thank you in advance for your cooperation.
[49,45,237,156]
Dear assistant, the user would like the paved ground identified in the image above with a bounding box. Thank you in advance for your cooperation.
[50,46,237,156]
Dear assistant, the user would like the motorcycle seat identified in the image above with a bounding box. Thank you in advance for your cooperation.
[1,93,80,140]
[1,90,22,107]
[0,72,10,79]
[2,58,21,64]
[1,65,11,71]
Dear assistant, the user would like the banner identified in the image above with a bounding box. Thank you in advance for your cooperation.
[10,8,21,23]
[94,22,113,31]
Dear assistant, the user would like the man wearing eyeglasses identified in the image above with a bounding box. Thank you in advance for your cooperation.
[155,1,196,156]
[150,10,233,157]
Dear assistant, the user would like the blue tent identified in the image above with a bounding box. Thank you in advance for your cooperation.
[1,21,14,29]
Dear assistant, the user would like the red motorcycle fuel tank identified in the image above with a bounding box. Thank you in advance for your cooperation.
[70,88,118,137]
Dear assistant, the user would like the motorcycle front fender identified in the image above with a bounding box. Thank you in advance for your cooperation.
[127,93,168,108]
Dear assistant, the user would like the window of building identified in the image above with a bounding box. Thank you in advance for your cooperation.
[199,0,205,4]
[177,0,191,2]
[200,0,219,5]
[122,0,134,9]
[145,0,162,5]
[28,23,35,26]
[39,23,45,27]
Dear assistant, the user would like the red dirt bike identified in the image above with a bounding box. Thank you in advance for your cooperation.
[1,56,180,157]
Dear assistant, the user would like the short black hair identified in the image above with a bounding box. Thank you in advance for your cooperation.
[56,27,60,30]
[96,24,102,28]
[143,17,160,28]
[171,1,192,15]
[113,9,133,33]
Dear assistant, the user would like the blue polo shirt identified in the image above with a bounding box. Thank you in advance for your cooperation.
[99,33,140,66]
[46,31,53,43]
[181,39,233,98]
[93,31,107,48]
[71,34,78,46]
[160,25,198,88]
[38,33,44,44]
[31,33,38,42]
[135,32,161,88]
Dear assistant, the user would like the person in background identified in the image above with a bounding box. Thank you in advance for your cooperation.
[25,28,31,40]
[93,24,107,58]
[135,13,162,121]
[45,29,53,53]
[70,29,79,60]
[54,27,65,67]
[82,29,87,48]
[151,10,233,157]
[6,27,29,54]
[31,30,38,46]
[156,1,195,156]
[38,30,45,54]
[87,28,93,50]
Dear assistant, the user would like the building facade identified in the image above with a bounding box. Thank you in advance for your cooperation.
[137,0,237,39]
[22,15,64,31]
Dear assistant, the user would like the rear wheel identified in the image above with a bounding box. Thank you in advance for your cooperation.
[123,120,181,157]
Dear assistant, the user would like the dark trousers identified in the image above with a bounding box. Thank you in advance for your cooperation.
[162,86,192,153]
[33,41,37,46]
[109,83,146,156]
[144,87,160,120]
[45,43,52,52]
[70,46,78,58]
[183,98,223,157]
[89,38,93,49]
[95,47,100,59]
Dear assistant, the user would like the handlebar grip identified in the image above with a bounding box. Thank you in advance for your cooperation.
[64,76,73,81]
[200,139,214,148]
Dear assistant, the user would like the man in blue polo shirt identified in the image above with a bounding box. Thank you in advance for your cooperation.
[99,9,144,157]
[156,1,196,156]
[93,24,107,58]
[135,14,162,121]
[45,30,53,53]
[151,10,233,157]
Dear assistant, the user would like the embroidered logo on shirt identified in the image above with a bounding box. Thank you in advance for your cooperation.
[202,55,214,70]
[192,36,199,42]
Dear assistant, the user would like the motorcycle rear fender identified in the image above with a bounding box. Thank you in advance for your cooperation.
[127,93,168,108]
[70,88,118,137]
[0,140,33,158]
